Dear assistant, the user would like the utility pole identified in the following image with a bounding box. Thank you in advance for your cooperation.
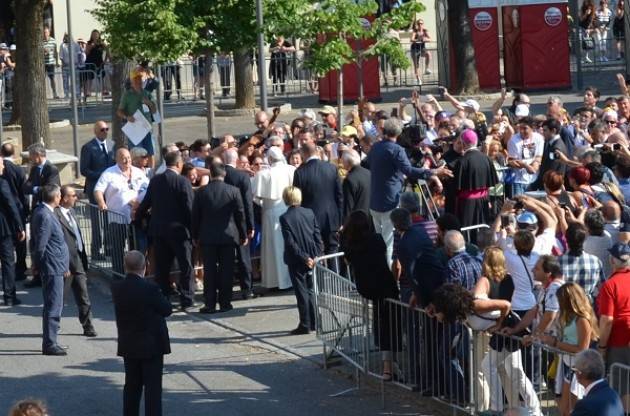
[66,0,80,178]
[256,0,268,111]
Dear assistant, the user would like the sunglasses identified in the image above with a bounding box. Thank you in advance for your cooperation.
[605,120,616,124]
[100,127,109,132]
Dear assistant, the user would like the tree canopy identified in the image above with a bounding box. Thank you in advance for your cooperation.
[92,0,198,62]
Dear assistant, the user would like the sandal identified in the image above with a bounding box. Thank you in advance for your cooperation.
[382,372,392,382]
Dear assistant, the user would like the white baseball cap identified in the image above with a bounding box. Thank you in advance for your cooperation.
[463,99,480,113]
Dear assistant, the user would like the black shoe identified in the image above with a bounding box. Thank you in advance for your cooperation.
[83,327,97,337]
[4,297,21,306]
[43,346,67,356]
[199,306,216,314]
[24,278,42,288]
[15,274,26,282]
[218,304,233,313]
[290,326,310,335]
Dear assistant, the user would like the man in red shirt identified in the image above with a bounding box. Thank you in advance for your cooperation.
[597,242,630,411]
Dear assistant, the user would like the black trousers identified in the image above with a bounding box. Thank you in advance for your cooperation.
[0,235,16,300]
[153,237,194,306]
[15,216,27,280]
[63,270,93,329]
[218,64,231,96]
[235,244,253,294]
[123,355,164,416]
[161,65,182,100]
[108,222,128,276]
[321,229,339,272]
[201,244,235,310]
[287,264,315,330]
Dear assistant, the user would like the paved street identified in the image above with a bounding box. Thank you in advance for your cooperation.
[0,274,437,415]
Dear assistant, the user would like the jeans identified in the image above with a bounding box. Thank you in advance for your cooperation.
[370,209,394,267]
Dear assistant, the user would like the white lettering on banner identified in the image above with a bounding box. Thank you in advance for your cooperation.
[544,7,563,27]
[473,11,493,32]
[469,0,568,7]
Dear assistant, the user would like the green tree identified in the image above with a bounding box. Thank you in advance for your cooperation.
[265,0,422,115]
[12,0,50,148]
[92,0,198,145]
[180,0,257,109]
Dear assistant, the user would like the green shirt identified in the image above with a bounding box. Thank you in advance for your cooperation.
[118,88,153,121]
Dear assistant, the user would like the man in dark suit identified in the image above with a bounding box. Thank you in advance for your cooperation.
[112,251,172,416]
[529,118,569,191]
[30,185,70,355]
[571,349,624,416]
[55,186,97,337]
[279,186,323,335]
[1,143,28,282]
[135,151,195,310]
[0,158,25,305]
[80,120,115,259]
[341,148,370,219]
[293,142,342,256]
[24,143,61,288]
[223,148,256,299]
[192,158,247,314]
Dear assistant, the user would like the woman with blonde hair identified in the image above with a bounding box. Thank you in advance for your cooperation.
[469,247,541,415]
[537,282,599,416]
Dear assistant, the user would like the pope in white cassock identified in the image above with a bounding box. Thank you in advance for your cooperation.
[252,147,295,289]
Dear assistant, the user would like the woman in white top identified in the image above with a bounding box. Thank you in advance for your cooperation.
[595,0,613,61]
[252,147,295,289]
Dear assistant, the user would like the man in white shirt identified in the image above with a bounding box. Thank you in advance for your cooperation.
[507,116,544,197]
[531,255,564,336]
[93,148,148,274]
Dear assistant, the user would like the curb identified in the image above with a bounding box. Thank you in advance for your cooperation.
[3,119,70,131]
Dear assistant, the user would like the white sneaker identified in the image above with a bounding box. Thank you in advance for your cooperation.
[424,68,432,75]
[585,56,592,63]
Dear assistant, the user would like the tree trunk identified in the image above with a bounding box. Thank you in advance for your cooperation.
[110,59,132,149]
[234,49,255,109]
[448,0,479,94]
[14,0,50,147]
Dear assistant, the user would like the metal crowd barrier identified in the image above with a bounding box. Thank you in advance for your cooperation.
[74,200,138,279]
[609,363,630,413]
[311,251,625,415]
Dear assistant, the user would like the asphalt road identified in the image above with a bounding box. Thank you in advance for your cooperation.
[0,275,436,416]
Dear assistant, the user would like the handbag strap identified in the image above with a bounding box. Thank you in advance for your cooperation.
[518,255,535,291]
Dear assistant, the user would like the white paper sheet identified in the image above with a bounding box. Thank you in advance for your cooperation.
[122,110,152,146]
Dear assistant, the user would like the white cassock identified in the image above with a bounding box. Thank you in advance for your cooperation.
[252,161,296,289]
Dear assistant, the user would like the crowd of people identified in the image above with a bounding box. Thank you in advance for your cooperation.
[6,60,630,416]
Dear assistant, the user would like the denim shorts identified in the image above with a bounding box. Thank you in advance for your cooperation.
[130,132,155,156]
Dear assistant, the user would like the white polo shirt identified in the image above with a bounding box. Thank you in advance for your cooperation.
[94,164,148,224]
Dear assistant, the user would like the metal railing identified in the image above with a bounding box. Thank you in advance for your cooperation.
[311,251,630,415]
[74,200,138,279]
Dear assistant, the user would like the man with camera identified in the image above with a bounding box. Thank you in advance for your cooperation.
[366,118,451,264]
